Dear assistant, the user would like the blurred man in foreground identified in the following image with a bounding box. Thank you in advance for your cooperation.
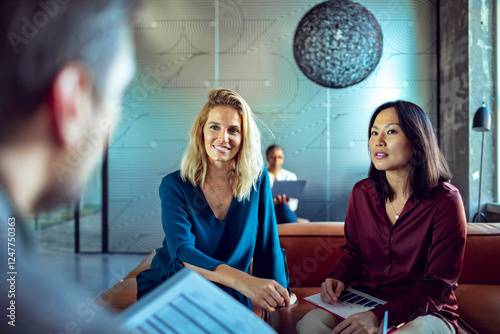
[0,1,138,332]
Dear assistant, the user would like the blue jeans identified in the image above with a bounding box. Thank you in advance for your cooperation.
[275,203,298,224]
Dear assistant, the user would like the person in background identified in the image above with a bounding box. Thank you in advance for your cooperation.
[266,145,299,224]
[137,89,296,312]
[0,1,138,332]
[297,101,466,334]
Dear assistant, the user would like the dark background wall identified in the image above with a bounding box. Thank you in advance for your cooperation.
[439,0,496,220]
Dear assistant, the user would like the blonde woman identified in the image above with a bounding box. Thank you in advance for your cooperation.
[137,89,295,312]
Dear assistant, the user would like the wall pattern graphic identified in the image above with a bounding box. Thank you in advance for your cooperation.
[109,0,438,252]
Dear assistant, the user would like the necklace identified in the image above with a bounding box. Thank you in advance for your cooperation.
[206,180,230,209]
[388,198,406,220]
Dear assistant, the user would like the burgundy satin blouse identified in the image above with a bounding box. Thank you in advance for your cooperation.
[330,179,467,328]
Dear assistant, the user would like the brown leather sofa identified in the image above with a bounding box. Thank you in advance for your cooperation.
[97,222,500,334]
[273,222,500,334]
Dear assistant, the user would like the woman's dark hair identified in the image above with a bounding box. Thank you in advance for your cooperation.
[266,144,284,157]
[368,100,451,202]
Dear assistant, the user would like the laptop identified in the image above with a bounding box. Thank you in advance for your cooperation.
[272,180,306,199]
[116,268,276,334]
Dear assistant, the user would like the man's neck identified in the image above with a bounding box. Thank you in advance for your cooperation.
[267,167,281,175]
[0,145,48,215]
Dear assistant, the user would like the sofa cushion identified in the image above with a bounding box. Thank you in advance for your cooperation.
[456,284,500,334]
[97,222,500,334]
[269,287,320,334]
[270,287,483,334]
[278,223,345,287]
[277,222,500,334]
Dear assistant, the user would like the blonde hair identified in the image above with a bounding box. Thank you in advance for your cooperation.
[180,88,263,201]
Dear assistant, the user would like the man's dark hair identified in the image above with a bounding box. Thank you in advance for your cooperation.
[0,0,138,137]
[266,144,284,157]
[368,100,451,202]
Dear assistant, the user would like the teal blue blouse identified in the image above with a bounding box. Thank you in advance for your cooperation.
[136,169,289,309]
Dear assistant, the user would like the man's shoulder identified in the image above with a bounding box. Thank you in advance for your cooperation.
[6,252,120,333]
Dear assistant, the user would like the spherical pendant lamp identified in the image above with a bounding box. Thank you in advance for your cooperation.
[293,0,383,88]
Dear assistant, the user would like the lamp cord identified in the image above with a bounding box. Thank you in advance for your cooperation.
[477,131,485,222]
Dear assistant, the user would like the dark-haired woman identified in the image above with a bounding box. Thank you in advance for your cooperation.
[297,101,466,334]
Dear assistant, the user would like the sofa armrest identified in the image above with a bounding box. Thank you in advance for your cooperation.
[459,223,500,284]
[123,251,155,279]
[96,251,155,311]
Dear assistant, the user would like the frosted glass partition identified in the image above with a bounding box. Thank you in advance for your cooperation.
[109,0,438,252]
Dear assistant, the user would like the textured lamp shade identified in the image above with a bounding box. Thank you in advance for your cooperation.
[293,0,383,88]
[472,104,491,132]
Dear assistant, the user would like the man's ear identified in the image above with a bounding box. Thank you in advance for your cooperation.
[47,64,93,147]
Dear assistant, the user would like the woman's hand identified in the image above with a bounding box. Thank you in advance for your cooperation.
[235,275,291,312]
[320,278,345,304]
[332,311,380,334]
[183,263,292,312]
[273,194,290,206]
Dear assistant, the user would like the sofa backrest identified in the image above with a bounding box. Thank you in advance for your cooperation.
[278,222,500,288]
[459,223,500,284]
[278,222,345,287]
